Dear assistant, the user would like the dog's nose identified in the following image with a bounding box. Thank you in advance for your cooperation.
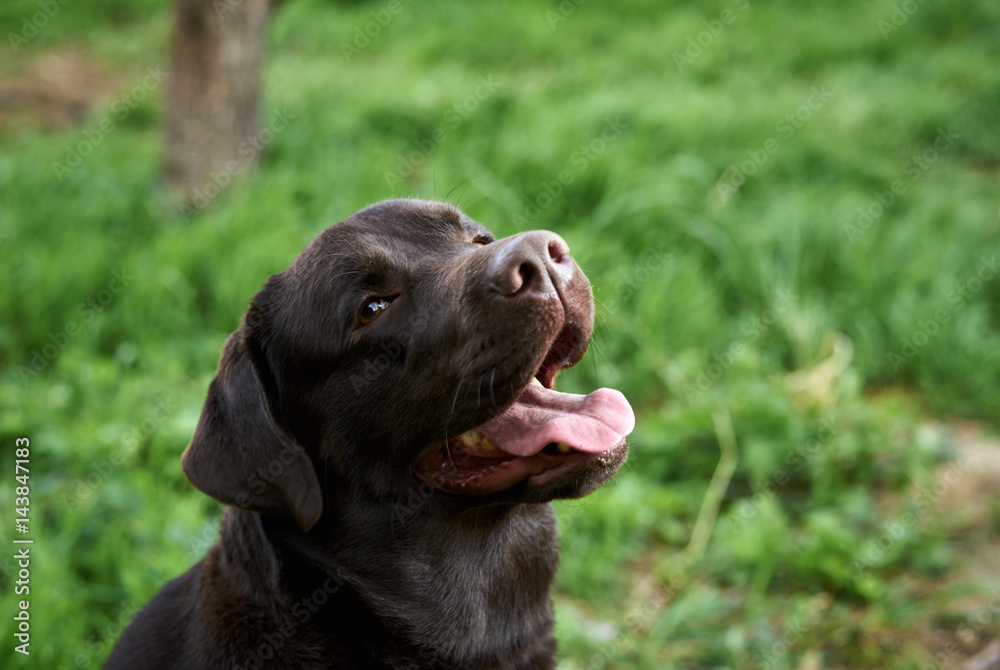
[488,231,575,297]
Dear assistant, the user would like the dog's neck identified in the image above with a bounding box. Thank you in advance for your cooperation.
[220,501,560,669]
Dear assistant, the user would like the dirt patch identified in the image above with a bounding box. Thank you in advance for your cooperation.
[0,49,123,134]
[825,416,1000,666]
[928,421,1000,664]
[937,421,1000,528]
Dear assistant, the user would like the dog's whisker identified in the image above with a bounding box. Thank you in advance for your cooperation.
[444,179,469,206]
[449,363,472,418]
[592,293,613,312]
[461,192,488,210]
[443,362,475,468]
[588,333,610,371]
[589,342,600,385]
[592,299,614,333]
[489,366,497,411]
[444,441,456,468]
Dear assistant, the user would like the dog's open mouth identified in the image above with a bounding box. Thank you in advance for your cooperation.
[416,369,635,495]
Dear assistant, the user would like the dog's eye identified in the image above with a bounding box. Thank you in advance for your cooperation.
[473,235,491,246]
[360,298,392,325]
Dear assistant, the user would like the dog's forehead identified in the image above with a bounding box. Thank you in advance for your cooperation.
[347,199,489,241]
[287,200,495,295]
[309,199,491,261]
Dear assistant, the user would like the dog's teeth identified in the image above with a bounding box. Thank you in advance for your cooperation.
[529,378,543,387]
[556,443,572,453]
[458,430,482,447]
[480,437,498,451]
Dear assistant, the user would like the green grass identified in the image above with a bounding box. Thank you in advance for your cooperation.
[1,0,999,667]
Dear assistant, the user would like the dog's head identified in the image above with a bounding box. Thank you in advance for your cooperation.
[181,199,634,531]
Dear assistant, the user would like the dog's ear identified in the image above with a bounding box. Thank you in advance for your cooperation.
[181,311,323,532]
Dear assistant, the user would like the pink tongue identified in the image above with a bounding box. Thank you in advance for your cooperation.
[477,385,635,457]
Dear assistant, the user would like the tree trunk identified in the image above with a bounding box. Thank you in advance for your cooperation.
[164,0,272,206]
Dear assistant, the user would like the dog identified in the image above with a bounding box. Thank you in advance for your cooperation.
[105,199,635,670]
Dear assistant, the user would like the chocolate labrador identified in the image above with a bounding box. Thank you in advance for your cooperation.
[104,199,634,670]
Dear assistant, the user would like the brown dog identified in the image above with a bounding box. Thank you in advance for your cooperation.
[104,199,634,670]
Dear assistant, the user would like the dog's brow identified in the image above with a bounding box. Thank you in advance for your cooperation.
[416,210,464,237]
[438,206,463,227]
[466,222,493,242]
[355,247,395,282]
[324,241,396,288]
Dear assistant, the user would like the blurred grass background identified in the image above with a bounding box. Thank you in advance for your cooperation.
[1,0,999,667]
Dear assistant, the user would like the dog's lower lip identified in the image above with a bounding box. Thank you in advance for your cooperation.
[526,442,626,487]
[416,365,634,495]
[415,430,626,495]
